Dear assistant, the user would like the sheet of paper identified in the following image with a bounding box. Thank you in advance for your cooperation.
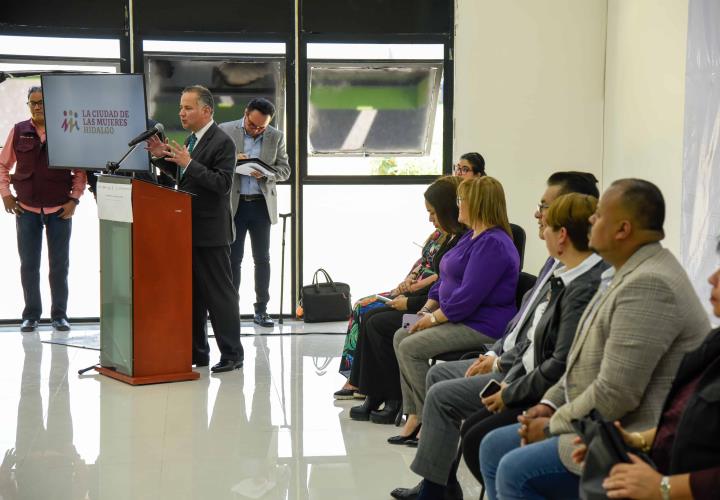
[97,181,133,223]
[235,162,276,180]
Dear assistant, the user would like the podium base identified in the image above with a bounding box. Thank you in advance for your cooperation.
[96,366,200,385]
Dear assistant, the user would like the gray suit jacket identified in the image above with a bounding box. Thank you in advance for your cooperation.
[217,121,290,224]
[544,242,709,473]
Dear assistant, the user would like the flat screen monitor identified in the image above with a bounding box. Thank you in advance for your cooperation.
[41,73,150,172]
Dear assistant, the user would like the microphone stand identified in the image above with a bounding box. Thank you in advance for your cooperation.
[105,142,144,173]
[278,212,292,325]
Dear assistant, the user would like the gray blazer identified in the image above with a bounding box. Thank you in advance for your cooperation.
[544,242,709,473]
[217,121,290,224]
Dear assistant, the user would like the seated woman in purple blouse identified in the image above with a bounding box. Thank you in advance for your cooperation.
[390,176,520,443]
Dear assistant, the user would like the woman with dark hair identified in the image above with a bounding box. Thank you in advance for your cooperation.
[454,152,486,179]
[334,176,466,399]
[347,177,467,421]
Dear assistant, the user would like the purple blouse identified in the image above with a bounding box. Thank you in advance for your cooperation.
[428,227,519,338]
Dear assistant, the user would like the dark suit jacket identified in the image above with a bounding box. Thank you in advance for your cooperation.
[153,122,236,247]
[501,258,609,409]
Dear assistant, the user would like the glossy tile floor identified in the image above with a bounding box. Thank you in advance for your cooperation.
[0,323,482,500]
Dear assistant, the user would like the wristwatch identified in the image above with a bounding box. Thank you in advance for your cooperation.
[660,476,671,500]
[543,423,552,439]
[430,311,437,324]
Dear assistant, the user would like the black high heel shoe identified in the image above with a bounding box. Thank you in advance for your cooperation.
[387,423,421,444]
[349,396,383,421]
[370,399,402,424]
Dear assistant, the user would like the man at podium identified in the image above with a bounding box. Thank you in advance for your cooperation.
[146,85,244,373]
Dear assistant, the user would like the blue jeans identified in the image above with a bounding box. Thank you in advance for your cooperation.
[479,423,580,500]
[230,198,271,313]
[16,210,72,321]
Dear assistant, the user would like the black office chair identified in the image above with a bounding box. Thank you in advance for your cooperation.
[509,223,526,271]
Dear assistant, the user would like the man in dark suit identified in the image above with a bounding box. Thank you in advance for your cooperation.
[146,85,243,373]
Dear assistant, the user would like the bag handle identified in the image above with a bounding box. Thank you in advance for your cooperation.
[312,268,337,291]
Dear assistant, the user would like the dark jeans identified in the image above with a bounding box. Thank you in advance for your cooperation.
[16,210,72,321]
[230,198,271,314]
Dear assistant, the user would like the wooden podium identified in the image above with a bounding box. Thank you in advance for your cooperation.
[97,175,199,385]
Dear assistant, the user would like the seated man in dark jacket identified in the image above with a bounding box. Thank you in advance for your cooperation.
[392,192,607,500]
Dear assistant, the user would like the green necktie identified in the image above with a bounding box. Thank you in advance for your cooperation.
[179,133,197,180]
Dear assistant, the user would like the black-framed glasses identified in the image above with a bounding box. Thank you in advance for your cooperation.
[454,164,472,174]
[245,113,268,131]
[27,100,43,108]
[537,202,550,212]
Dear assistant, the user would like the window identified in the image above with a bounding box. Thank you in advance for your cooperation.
[305,43,444,176]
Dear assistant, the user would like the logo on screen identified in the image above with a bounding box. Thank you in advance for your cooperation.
[61,110,80,133]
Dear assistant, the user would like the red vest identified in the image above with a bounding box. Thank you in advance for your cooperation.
[11,119,73,207]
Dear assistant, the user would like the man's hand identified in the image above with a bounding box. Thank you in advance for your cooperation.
[464,354,496,377]
[519,416,550,445]
[59,199,77,219]
[387,295,408,311]
[2,195,23,215]
[164,140,192,168]
[237,153,249,160]
[482,384,507,413]
[571,436,588,464]
[249,170,265,179]
[145,135,169,158]
[517,404,555,445]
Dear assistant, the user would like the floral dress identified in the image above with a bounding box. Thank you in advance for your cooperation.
[339,230,445,377]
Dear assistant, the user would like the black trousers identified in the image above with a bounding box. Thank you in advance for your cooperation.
[459,406,525,483]
[192,245,243,363]
[230,198,271,314]
[353,307,406,402]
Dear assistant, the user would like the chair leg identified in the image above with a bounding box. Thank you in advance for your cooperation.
[395,404,404,427]
[479,485,485,500]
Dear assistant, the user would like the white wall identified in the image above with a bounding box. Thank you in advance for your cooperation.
[454,0,608,274]
[603,0,689,257]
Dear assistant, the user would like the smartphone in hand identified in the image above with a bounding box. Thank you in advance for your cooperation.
[402,313,421,330]
[479,379,502,399]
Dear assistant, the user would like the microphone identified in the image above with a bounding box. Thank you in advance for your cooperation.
[128,123,164,147]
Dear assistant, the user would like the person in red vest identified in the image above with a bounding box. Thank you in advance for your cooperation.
[0,86,86,332]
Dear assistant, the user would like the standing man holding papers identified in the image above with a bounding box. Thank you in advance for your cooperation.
[0,86,87,332]
[219,98,290,327]
[146,85,243,373]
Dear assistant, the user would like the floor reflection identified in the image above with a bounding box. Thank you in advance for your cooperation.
[0,327,475,500]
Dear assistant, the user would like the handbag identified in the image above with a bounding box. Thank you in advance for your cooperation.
[301,268,351,323]
[571,410,655,500]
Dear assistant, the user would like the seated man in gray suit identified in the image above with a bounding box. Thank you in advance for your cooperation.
[478,179,710,500]
[219,98,290,327]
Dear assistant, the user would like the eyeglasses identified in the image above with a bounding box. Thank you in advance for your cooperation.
[245,113,268,132]
[454,164,472,174]
[456,197,464,206]
[537,202,550,212]
[27,100,44,108]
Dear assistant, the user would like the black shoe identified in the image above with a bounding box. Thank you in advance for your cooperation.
[253,312,274,327]
[349,396,383,421]
[390,481,463,500]
[20,319,38,332]
[388,423,421,445]
[370,399,402,424]
[405,438,419,447]
[390,481,422,500]
[193,358,209,367]
[52,318,71,331]
[211,358,244,373]
[333,388,356,400]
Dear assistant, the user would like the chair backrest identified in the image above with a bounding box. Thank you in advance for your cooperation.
[516,271,537,309]
[509,223,526,271]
